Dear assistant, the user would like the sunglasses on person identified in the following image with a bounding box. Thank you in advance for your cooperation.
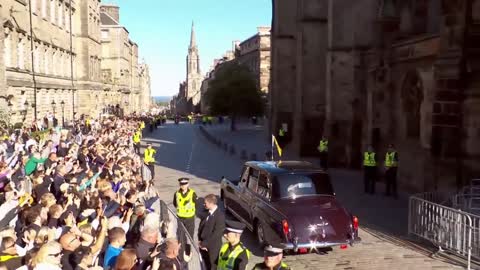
[49,251,63,258]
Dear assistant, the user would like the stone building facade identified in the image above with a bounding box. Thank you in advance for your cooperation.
[1,0,80,125]
[0,0,150,126]
[270,0,480,192]
[236,26,271,93]
[100,4,147,115]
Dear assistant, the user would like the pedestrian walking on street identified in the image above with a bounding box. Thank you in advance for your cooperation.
[317,135,329,170]
[198,194,225,270]
[143,143,157,180]
[384,144,399,198]
[363,145,377,194]
[217,220,251,270]
[173,177,198,238]
[252,244,290,270]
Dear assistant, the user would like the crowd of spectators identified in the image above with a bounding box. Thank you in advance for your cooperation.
[0,116,185,270]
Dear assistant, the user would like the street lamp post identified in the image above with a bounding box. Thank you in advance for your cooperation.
[51,100,56,117]
[51,100,57,128]
[60,100,65,128]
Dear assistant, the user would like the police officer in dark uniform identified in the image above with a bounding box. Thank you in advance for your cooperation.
[252,244,290,270]
[217,220,250,270]
[173,177,198,238]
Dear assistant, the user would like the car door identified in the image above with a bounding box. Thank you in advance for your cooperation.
[227,166,249,217]
[255,172,280,243]
[239,167,260,226]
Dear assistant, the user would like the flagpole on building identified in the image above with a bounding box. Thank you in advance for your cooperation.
[271,135,274,161]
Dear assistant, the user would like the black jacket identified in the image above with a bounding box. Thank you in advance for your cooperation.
[198,207,225,257]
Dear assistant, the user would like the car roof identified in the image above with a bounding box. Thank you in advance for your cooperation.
[245,161,325,175]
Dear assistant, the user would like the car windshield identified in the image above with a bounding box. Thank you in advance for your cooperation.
[273,173,334,199]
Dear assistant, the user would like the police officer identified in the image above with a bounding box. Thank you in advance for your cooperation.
[143,143,156,179]
[384,144,399,198]
[173,177,198,238]
[132,129,142,154]
[278,126,286,148]
[363,145,377,194]
[218,220,250,270]
[252,244,290,270]
[317,136,329,170]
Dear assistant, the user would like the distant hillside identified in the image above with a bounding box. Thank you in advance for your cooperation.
[153,96,172,103]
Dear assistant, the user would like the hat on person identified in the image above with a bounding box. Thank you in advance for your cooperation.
[264,243,284,257]
[225,220,246,234]
[178,177,189,185]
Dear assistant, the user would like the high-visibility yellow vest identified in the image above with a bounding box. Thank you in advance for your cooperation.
[318,139,328,152]
[176,189,196,218]
[133,132,141,143]
[218,243,251,270]
[0,254,19,262]
[85,119,91,126]
[144,148,156,164]
[279,128,285,137]
[140,122,145,129]
[363,152,376,167]
[385,151,398,167]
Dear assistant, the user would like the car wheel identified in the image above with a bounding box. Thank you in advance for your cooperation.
[256,222,265,245]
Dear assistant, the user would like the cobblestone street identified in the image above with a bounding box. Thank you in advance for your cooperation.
[148,122,465,269]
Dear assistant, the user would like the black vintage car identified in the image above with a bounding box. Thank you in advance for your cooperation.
[220,161,359,253]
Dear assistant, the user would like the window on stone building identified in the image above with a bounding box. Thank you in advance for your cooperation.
[4,32,12,67]
[402,71,424,139]
[41,0,47,18]
[31,0,37,14]
[52,50,57,75]
[58,2,63,28]
[65,6,70,31]
[50,0,56,24]
[101,30,109,39]
[33,44,40,72]
[44,47,49,74]
[59,52,64,77]
[17,38,25,70]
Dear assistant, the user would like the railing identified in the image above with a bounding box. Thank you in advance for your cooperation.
[159,200,206,270]
[409,193,475,269]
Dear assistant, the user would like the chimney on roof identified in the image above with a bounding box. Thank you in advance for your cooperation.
[100,4,120,23]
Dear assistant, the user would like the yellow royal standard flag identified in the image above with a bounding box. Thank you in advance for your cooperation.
[272,135,282,157]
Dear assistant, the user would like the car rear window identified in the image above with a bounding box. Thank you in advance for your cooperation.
[272,173,334,199]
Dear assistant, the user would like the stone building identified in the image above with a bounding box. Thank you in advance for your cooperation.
[0,0,150,126]
[270,0,480,192]
[76,0,103,117]
[99,4,143,115]
[236,26,271,93]
[1,0,80,125]
[172,81,188,115]
[186,22,203,112]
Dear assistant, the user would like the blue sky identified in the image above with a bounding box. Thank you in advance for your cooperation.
[111,0,272,97]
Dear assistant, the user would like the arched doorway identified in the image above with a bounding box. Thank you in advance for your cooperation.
[401,71,424,139]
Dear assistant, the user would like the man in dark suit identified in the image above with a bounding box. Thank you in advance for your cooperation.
[198,194,225,270]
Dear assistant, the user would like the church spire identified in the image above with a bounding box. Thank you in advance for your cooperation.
[189,21,197,49]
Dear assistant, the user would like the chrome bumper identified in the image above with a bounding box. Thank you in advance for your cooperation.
[283,237,360,252]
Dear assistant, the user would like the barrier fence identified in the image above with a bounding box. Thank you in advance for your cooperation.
[159,200,206,270]
[409,193,476,269]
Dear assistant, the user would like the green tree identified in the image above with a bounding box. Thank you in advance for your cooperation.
[205,62,265,131]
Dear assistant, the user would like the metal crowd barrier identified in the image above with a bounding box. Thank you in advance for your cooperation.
[409,193,475,269]
[159,200,206,270]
